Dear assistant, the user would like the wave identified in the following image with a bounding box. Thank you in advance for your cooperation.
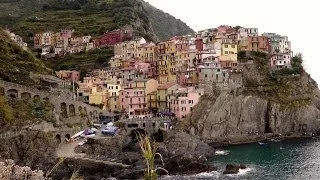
[226,167,253,177]
[160,171,220,179]
[215,150,229,155]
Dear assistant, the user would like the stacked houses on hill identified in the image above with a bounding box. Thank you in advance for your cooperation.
[42,25,293,120]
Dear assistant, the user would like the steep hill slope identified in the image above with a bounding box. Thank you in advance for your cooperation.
[0,29,51,85]
[0,0,194,42]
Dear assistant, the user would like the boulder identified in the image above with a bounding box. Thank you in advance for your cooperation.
[240,164,247,169]
[223,164,240,174]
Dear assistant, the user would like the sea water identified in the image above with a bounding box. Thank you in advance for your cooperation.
[161,138,320,180]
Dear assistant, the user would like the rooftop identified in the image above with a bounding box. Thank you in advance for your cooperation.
[157,82,177,90]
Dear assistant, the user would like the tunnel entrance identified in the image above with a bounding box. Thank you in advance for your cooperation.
[55,134,61,144]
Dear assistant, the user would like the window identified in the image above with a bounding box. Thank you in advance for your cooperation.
[139,98,141,101]
[205,74,207,78]
[116,86,118,89]
[224,44,228,48]
[115,105,117,108]
[190,107,193,111]
[122,98,123,102]
[231,45,235,48]
[189,100,193,104]
[130,105,132,108]
[114,98,116,101]
[225,51,228,54]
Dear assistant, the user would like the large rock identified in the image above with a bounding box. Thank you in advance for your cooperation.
[223,164,240,174]
[188,90,320,144]
[158,131,216,175]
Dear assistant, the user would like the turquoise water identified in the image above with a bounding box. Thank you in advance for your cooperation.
[212,138,320,180]
[161,138,320,180]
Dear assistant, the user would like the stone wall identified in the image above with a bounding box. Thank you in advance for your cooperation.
[0,79,105,122]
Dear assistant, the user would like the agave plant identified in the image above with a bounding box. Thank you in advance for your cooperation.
[138,133,168,180]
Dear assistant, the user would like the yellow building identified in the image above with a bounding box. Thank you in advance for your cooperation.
[105,84,121,112]
[109,57,122,68]
[158,54,176,83]
[147,91,158,109]
[137,42,157,62]
[157,82,178,111]
[89,85,108,106]
[129,79,158,94]
[221,43,238,62]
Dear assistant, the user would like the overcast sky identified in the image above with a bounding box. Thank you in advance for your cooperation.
[145,0,320,85]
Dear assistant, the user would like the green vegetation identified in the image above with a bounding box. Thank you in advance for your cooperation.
[43,47,113,71]
[138,134,158,180]
[0,95,14,125]
[0,29,52,85]
[242,51,313,109]
[0,0,194,43]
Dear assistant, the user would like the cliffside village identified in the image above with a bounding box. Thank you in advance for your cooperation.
[7,25,293,120]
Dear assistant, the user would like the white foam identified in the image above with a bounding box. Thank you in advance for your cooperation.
[226,167,253,177]
[193,171,220,178]
[215,150,229,155]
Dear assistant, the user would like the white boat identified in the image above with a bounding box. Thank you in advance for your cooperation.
[71,130,85,139]
[258,142,267,146]
[78,140,87,146]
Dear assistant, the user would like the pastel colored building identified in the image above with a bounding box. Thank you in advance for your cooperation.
[56,70,80,82]
[89,85,108,106]
[94,29,133,48]
[128,78,158,95]
[270,53,291,69]
[170,87,203,119]
[240,36,270,53]
[157,82,178,111]
[105,84,121,112]
[119,88,149,118]
[137,42,157,62]
[220,42,238,62]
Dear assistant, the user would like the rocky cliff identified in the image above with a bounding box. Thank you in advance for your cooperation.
[185,53,320,144]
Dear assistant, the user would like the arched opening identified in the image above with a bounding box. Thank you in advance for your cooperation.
[60,102,68,118]
[55,134,61,144]
[131,128,147,143]
[69,104,75,116]
[21,92,31,101]
[7,89,18,99]
[65,134,71,141]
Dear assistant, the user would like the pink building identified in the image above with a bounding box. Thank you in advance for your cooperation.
[56,70,80,81]
[119,88,150,118]
[170,87,203,119]
[135,61,151,75]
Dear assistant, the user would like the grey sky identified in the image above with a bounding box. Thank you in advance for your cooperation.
[145,0,320,84]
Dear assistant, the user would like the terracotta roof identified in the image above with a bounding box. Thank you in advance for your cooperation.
[157,82,177,90]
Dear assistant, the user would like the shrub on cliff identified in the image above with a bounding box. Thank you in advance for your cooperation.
[0,96,13,125]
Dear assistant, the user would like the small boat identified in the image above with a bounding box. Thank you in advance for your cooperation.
[70,130,85,139]
[258,142,267,146]
[78,140,87,146]
[269,138,281,142]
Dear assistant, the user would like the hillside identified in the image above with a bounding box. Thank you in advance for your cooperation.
[0,0,194,42]
[0,29,52,85]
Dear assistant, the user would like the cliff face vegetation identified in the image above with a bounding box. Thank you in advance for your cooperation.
[185,52,320,144]
[0,29,52,85]
[0,0,194,42]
